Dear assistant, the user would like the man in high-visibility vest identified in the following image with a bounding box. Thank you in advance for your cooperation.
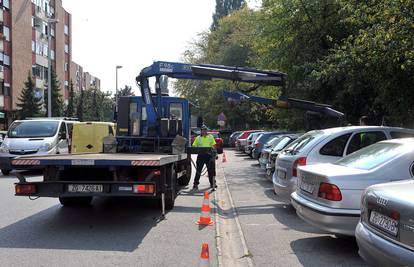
[192,125,217,190]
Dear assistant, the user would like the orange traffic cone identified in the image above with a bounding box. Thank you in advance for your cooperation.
[196,191,214,226]
[222,151,227,163]
[198,243,210,267]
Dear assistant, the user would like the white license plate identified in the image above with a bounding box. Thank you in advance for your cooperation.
[72,159,95,165]
[300,181,314,194]
[369,211,399,236]
[68,184,103,193]
[277,170,286,179]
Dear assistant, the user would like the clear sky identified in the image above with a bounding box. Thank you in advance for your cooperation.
[63,0,260,96]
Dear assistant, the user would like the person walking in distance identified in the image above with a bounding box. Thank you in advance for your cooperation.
[192,125,217,190]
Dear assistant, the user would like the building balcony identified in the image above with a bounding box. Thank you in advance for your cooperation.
[0,40,3,53]
[35,78,46,89]
[0,10,3,24]
[0,65,3,80]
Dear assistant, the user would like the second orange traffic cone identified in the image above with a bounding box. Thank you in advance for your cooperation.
[198,243,210,267]
[196,191,214,226]
[222,151,227,163]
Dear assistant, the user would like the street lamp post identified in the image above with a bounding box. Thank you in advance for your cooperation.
[47,18,58,118]
[115,65,122,112]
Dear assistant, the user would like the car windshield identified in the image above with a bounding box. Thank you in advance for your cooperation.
[265,137,280,147]
[8,121,60,138]
[273,137,293,151]
[283,131,323,154]
[335,142,405,170]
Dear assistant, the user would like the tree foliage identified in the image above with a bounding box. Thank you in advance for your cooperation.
[44,68,64,117]
[66,80,75,117]
[178,0,414,130]
[74,88,114,122]
[17,73,42,119]
[211,0,246,30]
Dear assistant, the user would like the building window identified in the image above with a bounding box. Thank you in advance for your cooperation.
[32,41,36,52]
[64,44,69,54]
[51,28,55,37]
[3,26,10,42]
[4,55,10,66]
[51,50,55,60]
[42,45,48,57]
[3,0,10,9]
[64,25,69,35]
[4,83,10,97]
[64,62,68,72]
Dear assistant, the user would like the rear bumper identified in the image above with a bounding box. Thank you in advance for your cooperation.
[273,174,296,203]
[15,181,158,198]
[356,222,414,267]
[291,192,360,236]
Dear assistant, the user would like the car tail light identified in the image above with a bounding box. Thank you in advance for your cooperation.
[133,184,155,194]
[318,183,342,201]
[390,211,400,221]
[292,157,306,177]
[15,184,37,194]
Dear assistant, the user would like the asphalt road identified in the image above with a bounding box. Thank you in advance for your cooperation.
[0,150,368,266]
[0,170,217,267]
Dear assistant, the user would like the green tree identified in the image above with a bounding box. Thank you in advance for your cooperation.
[65,80,75,117]
[312,0,414,126]
[44,68,64,117]
[119,85,134,96]
[75,88,114,122]
[17,73,42,119]
[211,0,246,30]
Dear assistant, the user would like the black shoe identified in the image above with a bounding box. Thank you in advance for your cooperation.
[210,184,217,189]
[193,185,198,190]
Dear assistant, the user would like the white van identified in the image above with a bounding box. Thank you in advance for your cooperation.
[0,118,78,175]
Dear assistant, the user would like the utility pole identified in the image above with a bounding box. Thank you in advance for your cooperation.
[115,65,122,113]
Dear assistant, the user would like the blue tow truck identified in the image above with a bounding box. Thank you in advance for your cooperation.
[11,61,287,214]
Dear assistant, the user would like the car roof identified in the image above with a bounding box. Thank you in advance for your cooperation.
[318,125,414,135]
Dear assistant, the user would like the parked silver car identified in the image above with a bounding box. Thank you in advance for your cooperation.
[265,134,299,178]
[356,179,414,266]
[244,132,263,156]
[259,136,284,169]
[273,126,414,203]
[291,138,414,236]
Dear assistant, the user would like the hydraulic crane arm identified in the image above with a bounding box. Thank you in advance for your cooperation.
[135,61,286,135]
[223,91,345,118]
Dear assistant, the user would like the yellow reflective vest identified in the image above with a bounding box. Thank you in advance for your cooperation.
[192,134,216,147]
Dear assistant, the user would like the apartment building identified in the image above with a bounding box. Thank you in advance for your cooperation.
[0,0,100,127]
[70,61,101,93]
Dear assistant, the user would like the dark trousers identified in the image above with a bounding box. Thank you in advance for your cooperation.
[193,154,216,186]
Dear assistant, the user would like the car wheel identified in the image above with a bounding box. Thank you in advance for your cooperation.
[1,169,11,175]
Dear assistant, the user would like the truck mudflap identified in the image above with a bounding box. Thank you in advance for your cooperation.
[15,181,157,198]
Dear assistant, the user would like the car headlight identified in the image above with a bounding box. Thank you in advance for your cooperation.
[38,142,52,152]
[0,142,9,153]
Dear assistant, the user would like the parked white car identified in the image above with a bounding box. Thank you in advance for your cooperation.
[0,118,78,175]
[291,138,414,236]
[273,126,414,203]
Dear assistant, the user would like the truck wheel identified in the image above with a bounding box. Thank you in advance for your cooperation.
[1,169,11,176]
[178,161,192,186]
[164,165,177,210]
[59,196,93,207]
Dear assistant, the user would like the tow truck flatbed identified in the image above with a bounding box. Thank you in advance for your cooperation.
[11,153,187,168]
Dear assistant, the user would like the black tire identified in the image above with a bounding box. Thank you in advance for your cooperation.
[164,165,177,210]
[59,196,93,207]
[1,169,11,175]
[178,162,192,186]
